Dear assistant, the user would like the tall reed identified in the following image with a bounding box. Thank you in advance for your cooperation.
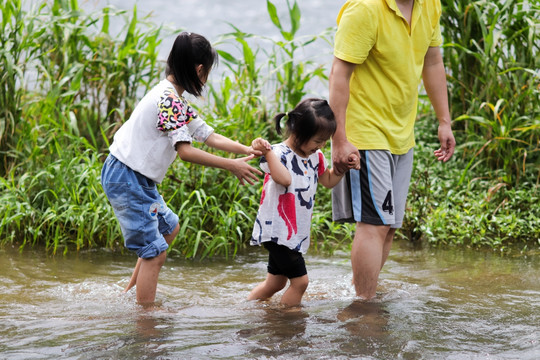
[0,0,25,174]
[0,0,163,252]
[440,0,539,186]
[208,0,333,143]
[1,0,538,255]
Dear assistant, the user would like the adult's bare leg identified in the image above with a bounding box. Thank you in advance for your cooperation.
[351,222,391,300]
[381,228,396,270]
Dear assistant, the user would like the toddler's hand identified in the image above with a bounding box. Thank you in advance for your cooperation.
[348,153,361,170]
[250,137,272,156]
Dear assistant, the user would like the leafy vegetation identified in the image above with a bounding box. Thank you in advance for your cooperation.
[0,0,538,257]
[441,0,539,186]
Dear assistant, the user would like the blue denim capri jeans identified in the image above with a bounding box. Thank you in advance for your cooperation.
[101,154,179,259]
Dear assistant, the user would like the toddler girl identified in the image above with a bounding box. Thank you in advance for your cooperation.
[248,98,359,306]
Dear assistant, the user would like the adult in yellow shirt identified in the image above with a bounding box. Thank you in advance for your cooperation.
[329,0,456,300]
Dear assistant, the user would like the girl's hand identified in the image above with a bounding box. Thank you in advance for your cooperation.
[228,155,263,185]
[250,138,272,156]
[177,143,262,185]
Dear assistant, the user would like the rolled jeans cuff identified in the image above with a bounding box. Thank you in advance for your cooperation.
[136,237,169,259]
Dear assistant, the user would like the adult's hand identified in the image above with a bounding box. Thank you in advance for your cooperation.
[329,57,359,176]
[422,47,455,163]
[434,123,456,162]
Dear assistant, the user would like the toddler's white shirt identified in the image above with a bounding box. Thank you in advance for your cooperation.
[251,143,328,254]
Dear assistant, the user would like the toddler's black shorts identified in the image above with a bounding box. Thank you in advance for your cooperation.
[263,241,307,279]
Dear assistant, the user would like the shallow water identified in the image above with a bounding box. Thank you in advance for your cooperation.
[1,243,539,359]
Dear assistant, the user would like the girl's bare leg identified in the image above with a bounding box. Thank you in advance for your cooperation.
[135,251,167,306]
[124,258,142,293]
[281,274,308,306]
[248,273,287,301]
[123,224,180,293]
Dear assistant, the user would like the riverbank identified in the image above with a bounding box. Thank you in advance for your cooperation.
[1,0,538,255]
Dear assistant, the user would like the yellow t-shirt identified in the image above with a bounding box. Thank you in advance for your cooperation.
[334,0,442,154]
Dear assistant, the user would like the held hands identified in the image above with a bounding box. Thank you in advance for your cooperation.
[250,137,272,156]
[347,153,361,171]
[434,123,456,162]
[332,139,360,176]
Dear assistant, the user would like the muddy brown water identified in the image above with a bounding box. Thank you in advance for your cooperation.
[1,243,538,359]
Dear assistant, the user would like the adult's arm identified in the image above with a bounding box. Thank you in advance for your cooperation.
[329,56,361,175]
[422,47,456,162]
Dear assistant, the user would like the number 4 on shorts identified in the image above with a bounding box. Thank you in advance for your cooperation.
[382,191,393,215]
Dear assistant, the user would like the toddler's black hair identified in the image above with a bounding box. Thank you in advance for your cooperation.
[275,98,336,148]
[166,32,218,97]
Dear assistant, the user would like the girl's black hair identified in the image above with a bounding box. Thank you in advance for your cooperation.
[274,98,337,148]
[166,32,218,97]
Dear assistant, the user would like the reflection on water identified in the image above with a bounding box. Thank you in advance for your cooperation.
[238,306,309,358]
[0,243,539,359]
[337,300,389,339]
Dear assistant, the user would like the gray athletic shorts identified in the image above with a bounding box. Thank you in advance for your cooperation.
[332,149,413,228]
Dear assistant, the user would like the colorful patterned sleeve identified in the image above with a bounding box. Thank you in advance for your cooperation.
[156,87,214,147]
[157,88,191,132]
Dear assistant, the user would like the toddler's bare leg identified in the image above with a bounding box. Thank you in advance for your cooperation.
[248,273,287,301]
[280,274,308,306]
